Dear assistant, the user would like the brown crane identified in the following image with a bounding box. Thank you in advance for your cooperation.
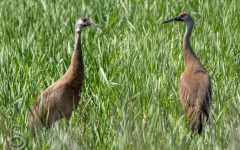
[28,17,102,134]
[163,12,212,134]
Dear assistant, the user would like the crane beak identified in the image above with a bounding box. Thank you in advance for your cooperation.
[87,21,103,28]
[162,17,183,24]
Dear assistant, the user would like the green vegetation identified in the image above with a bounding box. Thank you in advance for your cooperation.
[0,0,239,149]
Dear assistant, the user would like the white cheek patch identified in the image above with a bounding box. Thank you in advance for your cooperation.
[77,19,83,25]
[75,19,84,32]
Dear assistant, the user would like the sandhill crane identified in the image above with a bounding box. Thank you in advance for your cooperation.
[28,17,102,134]
[163,12,212,134]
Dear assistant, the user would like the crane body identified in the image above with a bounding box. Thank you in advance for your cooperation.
[163,12,212,134]
[28,17,102,134]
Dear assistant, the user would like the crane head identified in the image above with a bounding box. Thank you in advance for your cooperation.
[162,12,191,24]
[75,17,102,33]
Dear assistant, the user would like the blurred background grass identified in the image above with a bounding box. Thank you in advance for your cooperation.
[0,0,239,149]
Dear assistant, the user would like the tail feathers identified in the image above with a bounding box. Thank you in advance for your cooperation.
[28,108,43,135]
[196,112,204,134]
[187,106,206,134]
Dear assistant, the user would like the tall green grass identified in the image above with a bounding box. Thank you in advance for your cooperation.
[0,0,239,149]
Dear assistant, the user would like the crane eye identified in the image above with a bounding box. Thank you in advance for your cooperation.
[180,14,187,18]
[81,17,88,23]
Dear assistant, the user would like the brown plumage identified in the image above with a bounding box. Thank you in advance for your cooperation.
[28,17,102,134]
[163,12,212,134]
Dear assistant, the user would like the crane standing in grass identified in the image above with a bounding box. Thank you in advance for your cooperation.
[28,17,102,134]
[163,12,212,134]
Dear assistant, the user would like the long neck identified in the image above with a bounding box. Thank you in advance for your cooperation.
[65,31,84,86]
[182,20,199,68]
